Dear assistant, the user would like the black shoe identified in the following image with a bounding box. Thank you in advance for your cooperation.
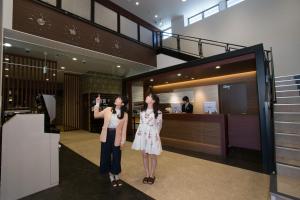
[111,180,118,187]
[148,176,156,185]
[116,179,123,186]
[143,177,149,184]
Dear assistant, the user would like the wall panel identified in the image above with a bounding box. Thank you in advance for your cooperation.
[63,73,80,131]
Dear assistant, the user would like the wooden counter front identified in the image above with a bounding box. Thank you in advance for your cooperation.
[160,114,226,157]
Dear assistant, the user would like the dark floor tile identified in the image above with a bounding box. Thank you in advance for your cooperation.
[163,145,263,173]
[21,145,153,200]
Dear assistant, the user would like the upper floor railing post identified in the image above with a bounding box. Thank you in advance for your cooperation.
[225,44,230,52]
[159,31,163,48]
[198,39,203,58]
[177,35,181,51]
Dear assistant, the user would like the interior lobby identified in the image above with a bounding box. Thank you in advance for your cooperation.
[1,0,300,200]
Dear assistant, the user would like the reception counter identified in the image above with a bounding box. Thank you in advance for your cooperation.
[160,114,227,157]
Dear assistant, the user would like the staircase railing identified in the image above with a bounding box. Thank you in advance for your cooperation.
[265,48,277,105]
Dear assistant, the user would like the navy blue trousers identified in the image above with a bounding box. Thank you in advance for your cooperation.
[99,129,121,175]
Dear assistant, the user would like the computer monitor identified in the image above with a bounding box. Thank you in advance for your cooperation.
[171,103,182,113]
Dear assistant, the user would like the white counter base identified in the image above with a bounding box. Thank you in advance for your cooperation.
[1,114,60,200]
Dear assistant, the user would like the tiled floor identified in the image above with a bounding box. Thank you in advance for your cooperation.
[58,130,270,200]
[21,144,153,200]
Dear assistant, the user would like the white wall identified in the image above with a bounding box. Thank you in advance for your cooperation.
[157,54,186,69]
[62,0,91,20]
[94,2,118,32]
[3,0,13,29]
[172,0,300,76]
[1,0,4,119]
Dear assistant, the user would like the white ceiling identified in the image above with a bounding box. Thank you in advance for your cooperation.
[110,0,222,30]
[3,29,156,82]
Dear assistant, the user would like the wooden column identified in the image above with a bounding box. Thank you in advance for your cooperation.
[63,73,80,131]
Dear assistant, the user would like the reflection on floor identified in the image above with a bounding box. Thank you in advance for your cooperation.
[21,144,153,200]
[59,130,270,200]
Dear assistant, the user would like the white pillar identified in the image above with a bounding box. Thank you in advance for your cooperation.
[171,15,184,34]
[3,0,13,29]
[0,0,4,121]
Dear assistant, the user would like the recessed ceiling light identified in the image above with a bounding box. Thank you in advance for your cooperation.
[116,65,121,68]
[61,66,65,70]
[177,73,182,77]
[150,78,154,82]
[191,77,195,80]
[5,68,9,71]
[53,73,56,77]
[181,0,187,2]
[46,78,49,81]
[216,66,221,69]
[155,15,158,18]
[5,75,9,78]
[3,43,12,47]
[4,58,9,61]
[135,1,139,6]
[72,57,77,61]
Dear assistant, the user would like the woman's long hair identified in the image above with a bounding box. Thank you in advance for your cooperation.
[111,95,128,119]
[142,93,160,119]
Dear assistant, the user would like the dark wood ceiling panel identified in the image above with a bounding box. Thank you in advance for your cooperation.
[13,0,157,67]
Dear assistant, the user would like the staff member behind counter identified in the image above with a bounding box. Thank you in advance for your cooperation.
[181,96,193,113]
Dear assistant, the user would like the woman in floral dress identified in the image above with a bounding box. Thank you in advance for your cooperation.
[132,93,162,184]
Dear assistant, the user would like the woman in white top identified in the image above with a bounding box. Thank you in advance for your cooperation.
[132,93,162,184]
[94,95,128,187]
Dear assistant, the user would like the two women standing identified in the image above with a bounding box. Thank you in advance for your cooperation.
[94,93,162,186]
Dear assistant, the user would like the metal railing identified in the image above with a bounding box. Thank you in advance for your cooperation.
[265,48,277,104]
[154,31,248,58]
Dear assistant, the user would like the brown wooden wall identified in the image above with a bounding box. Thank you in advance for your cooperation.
[13,0,157,67]
[63,73,80,131]
[2,54,57,110]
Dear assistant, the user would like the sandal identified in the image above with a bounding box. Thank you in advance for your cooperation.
[148,176,156,184]
[116,179,123,186]
[111,180,118,187]
[142,177,149,184]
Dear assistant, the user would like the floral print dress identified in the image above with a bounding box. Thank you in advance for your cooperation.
[132,109,163,155]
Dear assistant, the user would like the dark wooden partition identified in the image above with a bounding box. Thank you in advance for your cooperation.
[13,0,157,66]
[2,54,57,110]
[63,73,80,131]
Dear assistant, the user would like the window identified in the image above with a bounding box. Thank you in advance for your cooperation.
[204,5,219,18]
[227,0,245,8]
[188,13,203,25]
[40,0,56,6]
[163,28,172,40]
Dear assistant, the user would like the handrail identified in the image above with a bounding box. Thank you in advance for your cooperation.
[269,48,277,104]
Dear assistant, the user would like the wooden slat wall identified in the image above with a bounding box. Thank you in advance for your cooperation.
[2,54,57,110]
[64,73,80,131]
